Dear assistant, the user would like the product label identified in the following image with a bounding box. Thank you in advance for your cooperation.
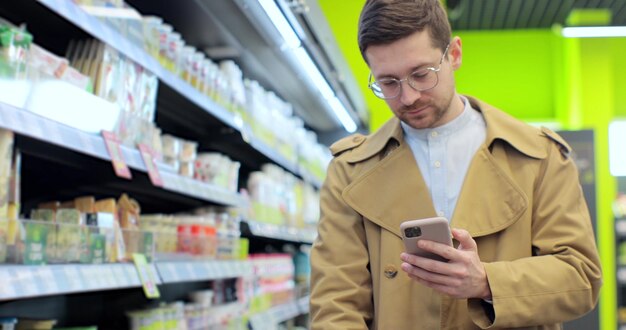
[24,222,47,265]
[138,144,163,187]
[102,130,132,179]
[132,253,160,299]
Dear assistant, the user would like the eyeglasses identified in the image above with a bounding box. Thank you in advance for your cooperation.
[368,43,450,100]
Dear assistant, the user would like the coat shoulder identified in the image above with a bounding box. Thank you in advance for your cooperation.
[329,134,367,157]
[540,127,572,158]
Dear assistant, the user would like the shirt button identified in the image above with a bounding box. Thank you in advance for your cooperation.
[434,161,441,168]
[384,264,398,279]
[437,211,444,217]
[431,131,438,137]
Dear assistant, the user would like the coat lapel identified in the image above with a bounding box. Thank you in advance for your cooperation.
[451,145,528,237]
[341,99,534,239]
[342,142,437,238]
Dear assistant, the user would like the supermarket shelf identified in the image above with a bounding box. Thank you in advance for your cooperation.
[0,263,158,301]
[247,138,299,178]
[242,220,317,244]
[159,171,243,207]
[36,0,323,190]
[36,0,238,131]
[299,168,323,190]
[249,297,309,330]
[269,301,301,324]
[155,260,253,283]
[0,101,244,207]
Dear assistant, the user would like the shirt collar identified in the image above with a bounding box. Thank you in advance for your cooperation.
[342,95,547,163]
[400,95,475,141]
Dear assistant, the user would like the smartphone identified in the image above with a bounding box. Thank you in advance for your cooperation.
[400,217,453,262]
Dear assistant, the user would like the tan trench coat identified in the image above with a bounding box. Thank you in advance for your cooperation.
[310,96,602,330]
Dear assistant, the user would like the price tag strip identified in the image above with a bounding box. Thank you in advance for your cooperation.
[36,267,59,294]
[0,268,17,299]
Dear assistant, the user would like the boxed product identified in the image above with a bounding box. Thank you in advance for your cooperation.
[23,221,50,265]
[86,212,115,263]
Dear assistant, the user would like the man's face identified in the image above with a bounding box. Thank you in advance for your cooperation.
[365,31,462,129]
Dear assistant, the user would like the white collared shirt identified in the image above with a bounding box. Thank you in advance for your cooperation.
[401,96,486,221]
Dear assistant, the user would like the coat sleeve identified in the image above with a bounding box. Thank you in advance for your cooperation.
[310,157,374,330]
[468,140,603,328]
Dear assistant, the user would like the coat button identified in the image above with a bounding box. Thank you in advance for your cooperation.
[352,136,364,143]
[384,264,398,279]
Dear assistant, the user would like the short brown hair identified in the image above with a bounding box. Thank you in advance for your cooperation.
[358,0,451,60]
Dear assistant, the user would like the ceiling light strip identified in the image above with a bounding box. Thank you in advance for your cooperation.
[258,0,358,133]
[562,26,626,38]
[258,0,301,48]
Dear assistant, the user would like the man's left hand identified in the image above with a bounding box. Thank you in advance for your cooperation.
[400,228,492,300]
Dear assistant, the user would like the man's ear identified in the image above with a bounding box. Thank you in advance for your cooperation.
[449,36,462,70]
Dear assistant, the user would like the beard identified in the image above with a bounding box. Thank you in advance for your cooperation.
[398,94,454,129]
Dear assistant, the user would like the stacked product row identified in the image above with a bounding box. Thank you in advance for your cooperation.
[77,0,331,182]
[127,283,246,330]
[245,164,320,232]
[0,128,244,264]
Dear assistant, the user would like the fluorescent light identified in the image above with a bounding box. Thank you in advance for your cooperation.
[257,0,358,133]
[293,47,334,100]
[562,26,626,38]
[293,47,357,132]
[329,96,357,133]
[258,0,301,48]
[609,121,626,176]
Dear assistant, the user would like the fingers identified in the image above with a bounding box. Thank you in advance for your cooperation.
[400,261,461,287]
[401,252,467,277]
[413,239,458,261]
[452,228,477,251]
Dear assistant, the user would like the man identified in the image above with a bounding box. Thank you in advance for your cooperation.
[309,0,602,329]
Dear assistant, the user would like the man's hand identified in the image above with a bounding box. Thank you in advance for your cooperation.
[400,228,492,300]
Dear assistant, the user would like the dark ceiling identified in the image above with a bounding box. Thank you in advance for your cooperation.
[447,0,626,30]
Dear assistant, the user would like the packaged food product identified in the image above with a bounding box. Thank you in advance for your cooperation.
[156,23,173,67]
[179,140,197,162]
[23,221,49,265]
[85,212,115,262]
[160,134,181,159]
[0,23,32,79]
[15,318,57,330]
[163,30,179,72]
[179,45,194,83]
[142,16,163,58]
[179,161,194,178]
[75,196,96,213]
[55,208,84,263]
[26,44,68,80]
[0,129,14,221]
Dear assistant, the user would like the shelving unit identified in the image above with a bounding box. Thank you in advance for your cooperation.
[31,0,322,189]
[155,260,252,284]
[0,264,150,301]
[0,0,320,328]
[0,260,263,302]
[0,101,244,208]
[249,298,307,330]
[242,219,317,244]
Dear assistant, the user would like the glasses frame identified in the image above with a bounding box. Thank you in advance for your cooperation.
[368,43,451,100]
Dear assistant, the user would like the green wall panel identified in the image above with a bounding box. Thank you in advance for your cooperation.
[614,39,626,117]
[454,30,555,120]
